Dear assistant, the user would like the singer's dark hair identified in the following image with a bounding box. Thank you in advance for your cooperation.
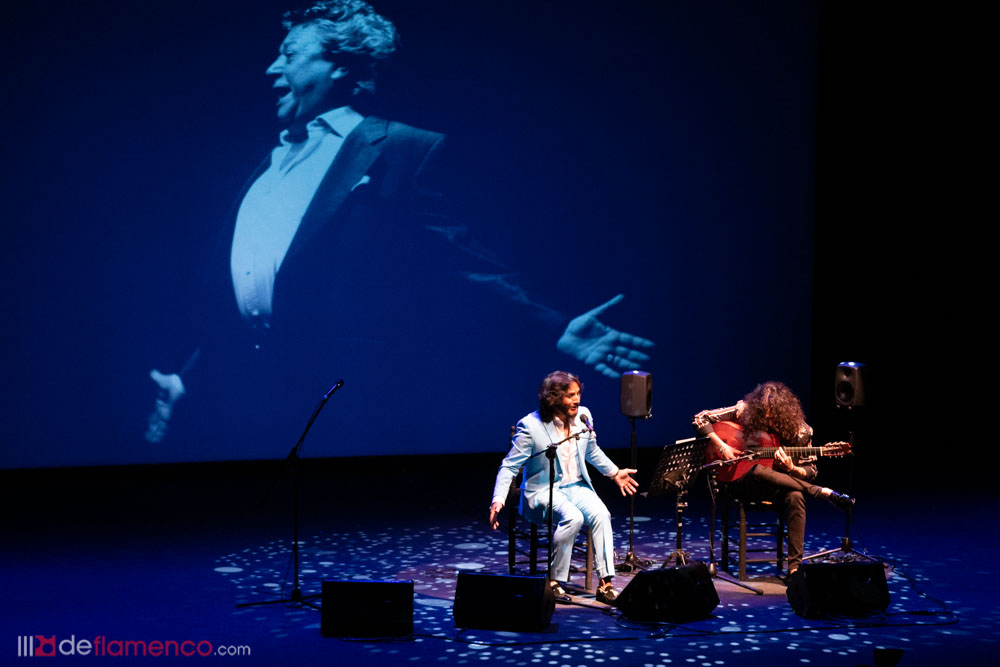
[738,381,808,447]
[538,371,583,422]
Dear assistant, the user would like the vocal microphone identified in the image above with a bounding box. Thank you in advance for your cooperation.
[580,414,594,432]
[324,379,345,398]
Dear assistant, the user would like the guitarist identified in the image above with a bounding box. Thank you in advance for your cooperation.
[693,381,854,577]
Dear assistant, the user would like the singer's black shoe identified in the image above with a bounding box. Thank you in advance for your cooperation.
[826,490,855,511]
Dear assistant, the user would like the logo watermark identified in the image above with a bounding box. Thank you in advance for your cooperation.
[16,635,251,658]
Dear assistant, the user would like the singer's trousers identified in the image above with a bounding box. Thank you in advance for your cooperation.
[546,481,616,582]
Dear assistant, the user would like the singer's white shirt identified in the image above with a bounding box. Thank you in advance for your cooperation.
[551,414,583,485]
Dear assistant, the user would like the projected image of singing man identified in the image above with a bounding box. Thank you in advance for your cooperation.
[145,0,654,446]
[489,371,638,604]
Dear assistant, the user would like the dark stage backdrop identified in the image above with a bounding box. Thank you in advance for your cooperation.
[1,0,818,468]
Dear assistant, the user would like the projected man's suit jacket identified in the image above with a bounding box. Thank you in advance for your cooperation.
[174,115,524,457]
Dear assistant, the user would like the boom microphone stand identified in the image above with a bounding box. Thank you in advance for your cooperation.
[238,380,345,611]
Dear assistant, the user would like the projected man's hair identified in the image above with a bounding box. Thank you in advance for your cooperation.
[538,371,583,422]
[282,0,398,96]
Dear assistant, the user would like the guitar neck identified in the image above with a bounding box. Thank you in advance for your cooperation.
[752,446,819,458]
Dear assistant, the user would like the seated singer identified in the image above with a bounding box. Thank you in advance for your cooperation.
[693,381,854,577]
[489,370,638,604]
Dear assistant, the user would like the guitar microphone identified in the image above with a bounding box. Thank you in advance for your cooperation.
[324,379,345,399]
[693,403,740,428]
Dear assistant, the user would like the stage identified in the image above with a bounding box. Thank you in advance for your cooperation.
[4,453,997,666]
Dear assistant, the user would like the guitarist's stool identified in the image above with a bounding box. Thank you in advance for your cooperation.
[718,485,788,580]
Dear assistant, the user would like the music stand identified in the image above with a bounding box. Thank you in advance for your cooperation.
[647,436,710,567]
[650,436,764,594]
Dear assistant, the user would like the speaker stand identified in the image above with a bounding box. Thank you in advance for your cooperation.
[616,417,652,573]
[803,513,878,564]
[803,430,878,566]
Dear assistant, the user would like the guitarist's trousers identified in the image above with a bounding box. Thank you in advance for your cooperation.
[727,464,825,572]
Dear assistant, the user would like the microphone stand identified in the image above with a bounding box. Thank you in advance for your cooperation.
[527,428,590,588]
[546,444,556,583]
[238,380,345,611]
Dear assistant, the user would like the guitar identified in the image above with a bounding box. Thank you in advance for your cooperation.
[705,421,851,483]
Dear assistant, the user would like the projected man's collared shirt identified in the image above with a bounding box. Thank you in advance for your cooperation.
[230,106,365,327]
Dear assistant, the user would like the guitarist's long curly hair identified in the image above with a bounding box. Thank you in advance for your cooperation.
[739,381,807,446]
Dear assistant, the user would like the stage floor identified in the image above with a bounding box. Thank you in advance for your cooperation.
[3,456,998,665]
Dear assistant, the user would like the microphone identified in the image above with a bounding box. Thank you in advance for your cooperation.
[693,403,738,428]
[580,414,593,432]
[324,379,345,398]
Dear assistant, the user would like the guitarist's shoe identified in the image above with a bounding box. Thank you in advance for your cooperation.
[826,490,855,511]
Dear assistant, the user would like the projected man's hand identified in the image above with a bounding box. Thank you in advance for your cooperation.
[556,294,654,379]
[144,370,186,443]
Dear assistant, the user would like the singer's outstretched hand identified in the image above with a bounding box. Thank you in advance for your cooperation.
[557,294,655,379]
[614,468,639,496]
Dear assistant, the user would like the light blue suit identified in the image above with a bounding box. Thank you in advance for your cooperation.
[492,407,619,581]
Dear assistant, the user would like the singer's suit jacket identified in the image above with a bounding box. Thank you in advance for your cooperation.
[492,407,618,524]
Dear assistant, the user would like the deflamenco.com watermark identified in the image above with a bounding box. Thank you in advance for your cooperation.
[17,635,251,658]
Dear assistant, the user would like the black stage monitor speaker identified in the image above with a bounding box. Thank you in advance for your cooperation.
[453,572,554,631]
[834,361,865,408]
[786,561,889,618]
[616,562,719,623]
[621,370,652,418]
[321,579,413,638]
